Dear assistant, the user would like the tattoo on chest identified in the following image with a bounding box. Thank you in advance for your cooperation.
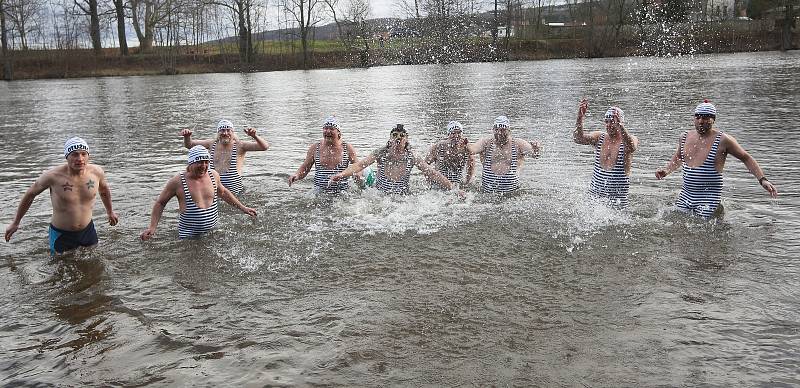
[62,182,73,191]
[86,179,95,190]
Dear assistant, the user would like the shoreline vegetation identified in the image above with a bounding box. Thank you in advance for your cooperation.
[1,1,798,80]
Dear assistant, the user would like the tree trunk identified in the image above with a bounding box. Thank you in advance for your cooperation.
[782,0,796,51]
[113,0,128,55]
[89,0,102,55]
[1,0,12,80]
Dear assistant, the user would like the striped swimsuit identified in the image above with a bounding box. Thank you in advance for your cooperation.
[589,134,630,209]
[313,142,351,194]
[436,144,468,185]
[676,132,724,218]
[376,149,414,195]
[482,142,519,193]
[177,171,219,239]
[210,141,244,195]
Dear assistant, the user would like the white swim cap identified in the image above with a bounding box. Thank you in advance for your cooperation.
[217,119,234,132]
[604,107,625,123]
[694,100,717,118]
[447,120,463,134]
[64,137,89,158]
[493,116,510,129]
[323,116,339,129]
[187,145,211,165]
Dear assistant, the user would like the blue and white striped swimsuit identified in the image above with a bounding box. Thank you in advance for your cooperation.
[313,142,351,194]
[589,134,630,209]
[436,144,468,185]
[676,132,723,218]
[482,142,519,193]
[376,150,414,195]
[177,171,219,239]
[210,141,244,195]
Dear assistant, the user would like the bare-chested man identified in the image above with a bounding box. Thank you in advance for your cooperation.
[140,146,257,240]
[288,116,363,194]
[5,137,119,255]
[574,98,639,209]
[180,119,269,195]
[467,116,542,193]
[425,120,475,189]
[655,100,778,218]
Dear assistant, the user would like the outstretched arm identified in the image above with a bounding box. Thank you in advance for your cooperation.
[655,136,683,180]
[724,135,778,198]
[140,177,179,241]
[467,137,489,155]
[330,152,378,184]
[215,172,257,216]
[415,156,454,190]
[465,143,476,185]
[288,144,316,186]
[517,138,541,159]
[5,173,51,242]
[241,127,269,152]
[96,167,119,226]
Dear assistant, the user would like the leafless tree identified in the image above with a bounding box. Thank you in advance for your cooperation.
[6,0,45,49]
[281,0,321,68]
[2,0,13,79]
[324,0,370,65]
[73,0,102,53]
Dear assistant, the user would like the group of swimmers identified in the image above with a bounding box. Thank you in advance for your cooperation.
[3,99,778,255]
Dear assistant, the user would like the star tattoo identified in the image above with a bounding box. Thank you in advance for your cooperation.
[86,179,95,190]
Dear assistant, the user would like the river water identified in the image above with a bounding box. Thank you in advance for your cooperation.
[1,51,798,386]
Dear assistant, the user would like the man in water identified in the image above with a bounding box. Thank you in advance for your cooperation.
[288,116,363,194]
[467,116,542,193]
[425,120,475,189]
[655,100,778,218]
[573,98,639,208]
[5,137,119,255]
[180,119,269,195]
[329,124,459,195]
[140,146,257,240]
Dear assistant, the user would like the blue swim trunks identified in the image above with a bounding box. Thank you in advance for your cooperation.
[48,220,98,255]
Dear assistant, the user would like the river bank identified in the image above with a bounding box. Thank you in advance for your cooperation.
[1,26,796,80]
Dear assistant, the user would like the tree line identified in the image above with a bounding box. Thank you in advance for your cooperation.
[1,0,797,80]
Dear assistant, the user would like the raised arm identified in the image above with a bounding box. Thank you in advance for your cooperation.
[180,128,213,149]
[96,166,119,226]
[574,98,599,145]
[288,144,316,186]
[516,138,541,159]
[241,127,269,152]
[214,171,257,216]
[467,137,489,155]
[5,172,52,242]
[618,122,639,153]
[140,176,179,241]
[655,135,684,180]
[723,134,778,198]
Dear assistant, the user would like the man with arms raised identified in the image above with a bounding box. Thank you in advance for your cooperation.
[288,116,363,194]
[5,137,119,255]
[467,116,542,193]
[180,119,269,195]
[573,98,638,209]
[655,100,777,218]
[140,146,257,240]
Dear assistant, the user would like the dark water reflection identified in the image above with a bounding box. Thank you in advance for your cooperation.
[1,51,799,386]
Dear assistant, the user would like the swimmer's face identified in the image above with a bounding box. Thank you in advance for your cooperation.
[323,126,339,139]
[66,150,89,170]
[448,129,463,143]
[604,118,619,134]
[389,131,408,146]
[694,114,714,134]
[218,128,233,143]
[493,126,510,143]
[188,160,209,175]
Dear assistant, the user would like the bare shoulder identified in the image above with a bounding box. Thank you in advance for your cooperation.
[88,163,106,177]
